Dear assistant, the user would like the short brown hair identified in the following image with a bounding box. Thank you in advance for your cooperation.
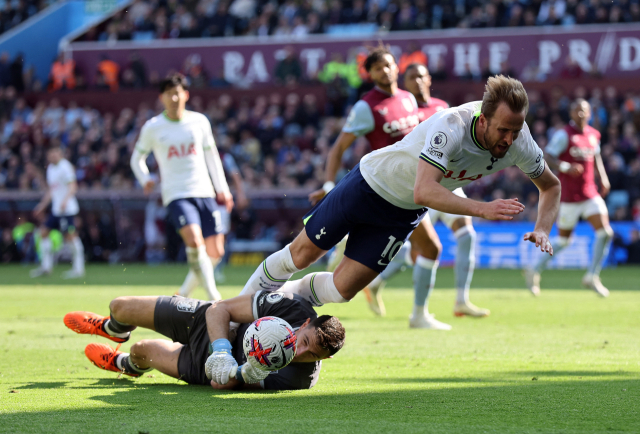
[310,315,345,356]
[481,75,529,120]
[159,72,189,93]
[364,43,395,72]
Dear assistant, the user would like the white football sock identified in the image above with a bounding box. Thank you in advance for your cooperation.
[238,244,300,296]
[186,246,220,301]
[277,272,348,306]
[180,256,223,297]
[588,228,613,276]
[534,236,570,273]
[454,226,475,304]
[70,236,85,273]
[40,237,53,272]
[413,256,438,312]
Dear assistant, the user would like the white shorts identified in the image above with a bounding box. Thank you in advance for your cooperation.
[428,188,467,229]
[212,203,231,235]
[557,196,608,230]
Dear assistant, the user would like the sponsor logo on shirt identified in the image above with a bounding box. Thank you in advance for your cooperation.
[266,293,284,304]
[427,147,443,159]
[430,132,448,149]
[167,143,197,159]
[382,115,420,135]
[568,146,596,160]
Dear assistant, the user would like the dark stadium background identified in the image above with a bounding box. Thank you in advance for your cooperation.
[1,0,640,268]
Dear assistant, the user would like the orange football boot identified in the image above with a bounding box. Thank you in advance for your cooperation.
[84,343,141,377]
[64,311,130,343]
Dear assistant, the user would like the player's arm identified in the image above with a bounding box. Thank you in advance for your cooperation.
[131,124,155,194]
[308,132,357,205]
[545,129,583,177]
[414,160,525,220]
[594,153,610,197]
[204,295,269,389]
[60,180,77,214]
[33,186,52,217]
[524,165,561,255]
[203,145,234,212]
[309,101,373,205]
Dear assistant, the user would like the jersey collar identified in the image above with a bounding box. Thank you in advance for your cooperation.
[470,109,487,151]
[162,111,182,122]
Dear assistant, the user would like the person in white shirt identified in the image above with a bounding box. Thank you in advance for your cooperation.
[235,76,561,315]
[130,73,233,301]
[32,147,85,279]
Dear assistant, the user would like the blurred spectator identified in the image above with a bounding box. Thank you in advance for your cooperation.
[96,55,120,92]
[274,46,303,86]
[398,42,427,74]
[49,53,76,92]
[0,52,11,87]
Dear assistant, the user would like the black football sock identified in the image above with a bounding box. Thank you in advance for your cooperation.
[104,314,137,336]
[116,354,152,375]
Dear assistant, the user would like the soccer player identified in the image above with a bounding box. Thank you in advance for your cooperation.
[131,73,233,301]
[364,63,489,326]
[178,149,247,293]
[524,99,612,297]
[31,146,85,279]
[237,76,560,312]
[63,291,345,390]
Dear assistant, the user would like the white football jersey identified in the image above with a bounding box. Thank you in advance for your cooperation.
[135,111,216,206]
[360,101,545,210]
[47,158,79,216]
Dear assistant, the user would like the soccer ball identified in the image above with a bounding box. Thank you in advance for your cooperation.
[243,316,297,371]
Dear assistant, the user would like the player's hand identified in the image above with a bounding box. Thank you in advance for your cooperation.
[566,163,584,177]
[308,188,326,205]
[205,352,238,384]
[143,180,156,195]
[600,183,610,198]
[216,191,234,213]
[33,206,44,218]
[523,230,553,256]
[480,198,525,221]
[238,362,270,384]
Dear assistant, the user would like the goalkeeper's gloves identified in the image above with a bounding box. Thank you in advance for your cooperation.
[233,362,270,384]
[205,339,238,384]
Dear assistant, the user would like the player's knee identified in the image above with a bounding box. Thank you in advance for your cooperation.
[130,340,153,364]
[415,239,441,259]
[599,226,614,240]
[109,297,129,317]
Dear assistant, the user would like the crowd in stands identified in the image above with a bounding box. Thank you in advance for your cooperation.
[0,0,46,36]
[74,0,640,42]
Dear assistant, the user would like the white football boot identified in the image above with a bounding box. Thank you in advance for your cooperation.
[582,273,609,297]
[30,267,51,278]
[453,301,490,318]
[409,313,452,330]
[523,267,541,296]
[62,269,85,280]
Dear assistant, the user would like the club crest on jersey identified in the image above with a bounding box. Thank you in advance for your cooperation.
[378,107,388,116]
[402,98,414,112]
[430,132,447,149]
[266,293,284,304]
[167,143,197,159]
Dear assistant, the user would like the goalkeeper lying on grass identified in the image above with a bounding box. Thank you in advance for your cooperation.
[63,291,345,390]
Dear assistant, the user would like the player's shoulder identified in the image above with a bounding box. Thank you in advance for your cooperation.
[141,114,164,130]
[583,124,601,139]
[430,97,449,109]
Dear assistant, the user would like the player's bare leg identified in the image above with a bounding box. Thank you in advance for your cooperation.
[179,224,221,301]
[583,213,613,297]
[450,217,489,318]
[527,228,572,296]
[30,227,53,277]
[405,219,451,330]
[129,339,182,378]
[178,233,224,299]
[65,296,161,377]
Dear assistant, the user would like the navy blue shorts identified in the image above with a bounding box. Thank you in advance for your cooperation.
[167,197,222,238]
[303,165,427,273]
[45,215,76,233]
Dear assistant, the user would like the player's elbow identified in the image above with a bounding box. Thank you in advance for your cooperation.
[413,182,436,207]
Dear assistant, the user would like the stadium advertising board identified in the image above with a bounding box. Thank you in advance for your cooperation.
[69,23,640,86]
[435,221,636,269]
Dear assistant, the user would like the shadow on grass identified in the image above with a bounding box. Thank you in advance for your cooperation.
[2,374,639,434]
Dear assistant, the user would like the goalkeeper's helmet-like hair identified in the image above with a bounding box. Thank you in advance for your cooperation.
[310,315,345,356]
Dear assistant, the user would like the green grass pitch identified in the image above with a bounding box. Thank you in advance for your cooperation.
[0,264,639,433]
